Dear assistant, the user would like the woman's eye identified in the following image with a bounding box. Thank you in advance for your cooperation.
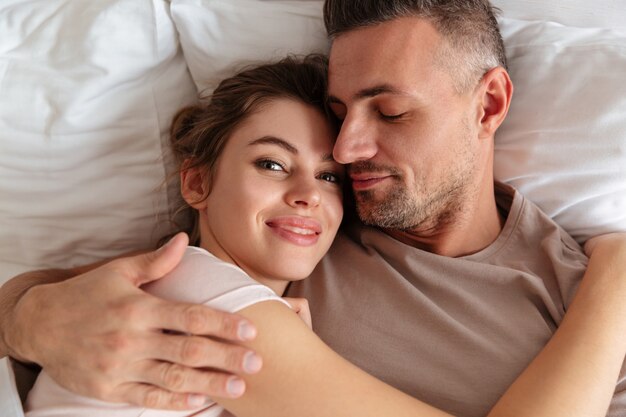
[256,159,285,172]
[318,172,341,184]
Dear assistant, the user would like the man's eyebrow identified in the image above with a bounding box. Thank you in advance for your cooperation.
[328,84,407,104]
[248,136,298,154]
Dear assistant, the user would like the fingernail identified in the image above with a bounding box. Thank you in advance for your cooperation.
[243,351,262,374]
[188,394,209,407]
[237,322,257,341]
[227,377,245,397]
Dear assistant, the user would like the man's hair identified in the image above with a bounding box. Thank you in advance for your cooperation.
[324,0,507,93]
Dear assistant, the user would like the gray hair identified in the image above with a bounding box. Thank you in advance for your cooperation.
[324,0,507,93]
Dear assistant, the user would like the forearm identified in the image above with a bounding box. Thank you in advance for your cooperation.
[217,301,452,417]
[0,268,77,360]
[489,236,626,417]
[0,252,122,360]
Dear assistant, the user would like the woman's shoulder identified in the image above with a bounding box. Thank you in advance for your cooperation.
[142,246,287,312]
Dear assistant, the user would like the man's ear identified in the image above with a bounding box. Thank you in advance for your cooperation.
[476,66,514,140]
[180,160,209,209]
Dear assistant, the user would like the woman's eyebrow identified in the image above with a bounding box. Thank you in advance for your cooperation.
[248,136,298,154]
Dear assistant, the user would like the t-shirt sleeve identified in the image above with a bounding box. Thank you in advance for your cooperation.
[142,247,290,313]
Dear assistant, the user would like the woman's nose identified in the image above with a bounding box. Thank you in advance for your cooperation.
[285,178,321,208]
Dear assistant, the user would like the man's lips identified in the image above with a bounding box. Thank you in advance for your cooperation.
[349,173,394,191]
[265,216,322,246]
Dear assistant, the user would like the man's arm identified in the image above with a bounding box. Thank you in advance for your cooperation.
[0,233,262,410]
[1,269,74,360]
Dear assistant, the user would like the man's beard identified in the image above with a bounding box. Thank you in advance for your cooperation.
[352,164,471,231]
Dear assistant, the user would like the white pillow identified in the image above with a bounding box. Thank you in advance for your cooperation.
[170,0,626,243]
[0,0,197,284]
[495,19,626,243]
[492,0,626,31]
[171,0,328,93]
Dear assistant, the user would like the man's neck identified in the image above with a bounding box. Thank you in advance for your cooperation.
[384,181,504,258]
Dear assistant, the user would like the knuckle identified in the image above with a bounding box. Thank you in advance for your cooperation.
[112,300,143,322]
[207,373,229,395]
[94,356,121,375]
[225,347,246,371]
[85,380,112,401]
[162,365,187,391]
[181,338,205,365]
[182,305,206,334]
[103,331,131,354]
[170,394,189,410]
[222,316,242,338]
[143,387,167,409]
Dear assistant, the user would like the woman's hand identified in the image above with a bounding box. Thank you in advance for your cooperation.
[1,233,262,410]
[584,232,626,257]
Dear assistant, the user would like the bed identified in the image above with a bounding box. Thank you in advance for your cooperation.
[1,0,625,415]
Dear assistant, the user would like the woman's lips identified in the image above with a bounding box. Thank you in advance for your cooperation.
[265,216,322,246]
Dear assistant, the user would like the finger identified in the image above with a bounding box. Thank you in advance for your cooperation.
[144,333,262,374]
[118,382,214,410]
[135,361,247,399]
[148,300,257,342]
[115,232,190,287]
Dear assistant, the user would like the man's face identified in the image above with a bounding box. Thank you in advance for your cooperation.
[328,17,482,231]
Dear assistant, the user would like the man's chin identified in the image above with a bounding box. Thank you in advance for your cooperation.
[355,203,392,227]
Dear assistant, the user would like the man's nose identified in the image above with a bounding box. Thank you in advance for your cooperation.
[332,114,377,164]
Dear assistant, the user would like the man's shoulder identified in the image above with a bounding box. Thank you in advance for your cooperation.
[496,181,583,254]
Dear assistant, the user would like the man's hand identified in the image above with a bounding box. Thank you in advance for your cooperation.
[2,233,263,410]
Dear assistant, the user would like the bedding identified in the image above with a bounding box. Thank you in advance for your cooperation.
[0,0,625,415]
[172,0,626,244]
[1,0,625,284]
[0,0,197,284]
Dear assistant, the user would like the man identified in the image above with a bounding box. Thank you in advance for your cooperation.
[287,1,624,414]
[1,1,625,416]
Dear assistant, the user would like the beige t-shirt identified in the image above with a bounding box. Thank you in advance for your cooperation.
[288,182,626,417]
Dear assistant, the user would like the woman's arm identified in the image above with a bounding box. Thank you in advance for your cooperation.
[488,233,626,417]
[215,234,626,417]
[217,300,453,417]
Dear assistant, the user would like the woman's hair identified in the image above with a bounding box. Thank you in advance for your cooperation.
[165,54,335,246]
[324,0,506,93]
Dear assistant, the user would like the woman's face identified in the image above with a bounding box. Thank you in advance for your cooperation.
[185,98,344,293]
